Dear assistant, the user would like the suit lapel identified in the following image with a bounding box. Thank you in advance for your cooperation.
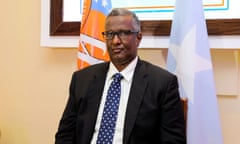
[83,63,109,143]
[123,60,148,144]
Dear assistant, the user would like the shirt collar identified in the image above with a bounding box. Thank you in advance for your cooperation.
[107,56,138,82]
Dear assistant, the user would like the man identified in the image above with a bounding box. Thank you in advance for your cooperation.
[55,8,186,144]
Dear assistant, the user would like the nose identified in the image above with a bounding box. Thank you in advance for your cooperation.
[112,34,121,43]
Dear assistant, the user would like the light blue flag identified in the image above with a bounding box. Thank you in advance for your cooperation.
[166,0,223,143]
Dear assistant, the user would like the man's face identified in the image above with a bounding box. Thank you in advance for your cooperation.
[104,15,142,67]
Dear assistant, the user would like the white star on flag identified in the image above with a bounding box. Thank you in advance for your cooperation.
[169,24,212,103]
[102,0,108,7]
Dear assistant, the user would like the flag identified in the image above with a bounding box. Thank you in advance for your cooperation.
[166,0,223,143]
[78,0,112,69]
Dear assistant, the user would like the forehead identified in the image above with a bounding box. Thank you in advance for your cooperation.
[105,15,134,30]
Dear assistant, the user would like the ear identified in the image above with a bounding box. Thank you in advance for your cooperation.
[136,32,142,45]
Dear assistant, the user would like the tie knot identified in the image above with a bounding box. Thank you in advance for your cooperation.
[113,73,123,82]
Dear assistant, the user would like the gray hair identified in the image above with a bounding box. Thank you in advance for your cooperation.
[106,8,141,31]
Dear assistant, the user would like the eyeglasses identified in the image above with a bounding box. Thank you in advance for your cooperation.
[102,30,139,40]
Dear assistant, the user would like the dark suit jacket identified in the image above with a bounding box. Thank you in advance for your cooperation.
[55,59,186,144]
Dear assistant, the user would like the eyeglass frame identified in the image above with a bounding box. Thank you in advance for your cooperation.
[102,30,139,40]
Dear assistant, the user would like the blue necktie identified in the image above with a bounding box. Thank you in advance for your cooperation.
[96,73,123,144]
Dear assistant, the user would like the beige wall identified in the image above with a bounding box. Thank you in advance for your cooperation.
[0,1,240,144]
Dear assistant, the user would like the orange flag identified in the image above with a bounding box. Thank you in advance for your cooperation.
[78,0,112,69]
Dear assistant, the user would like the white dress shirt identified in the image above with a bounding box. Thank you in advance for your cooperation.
[91,56,138,144]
